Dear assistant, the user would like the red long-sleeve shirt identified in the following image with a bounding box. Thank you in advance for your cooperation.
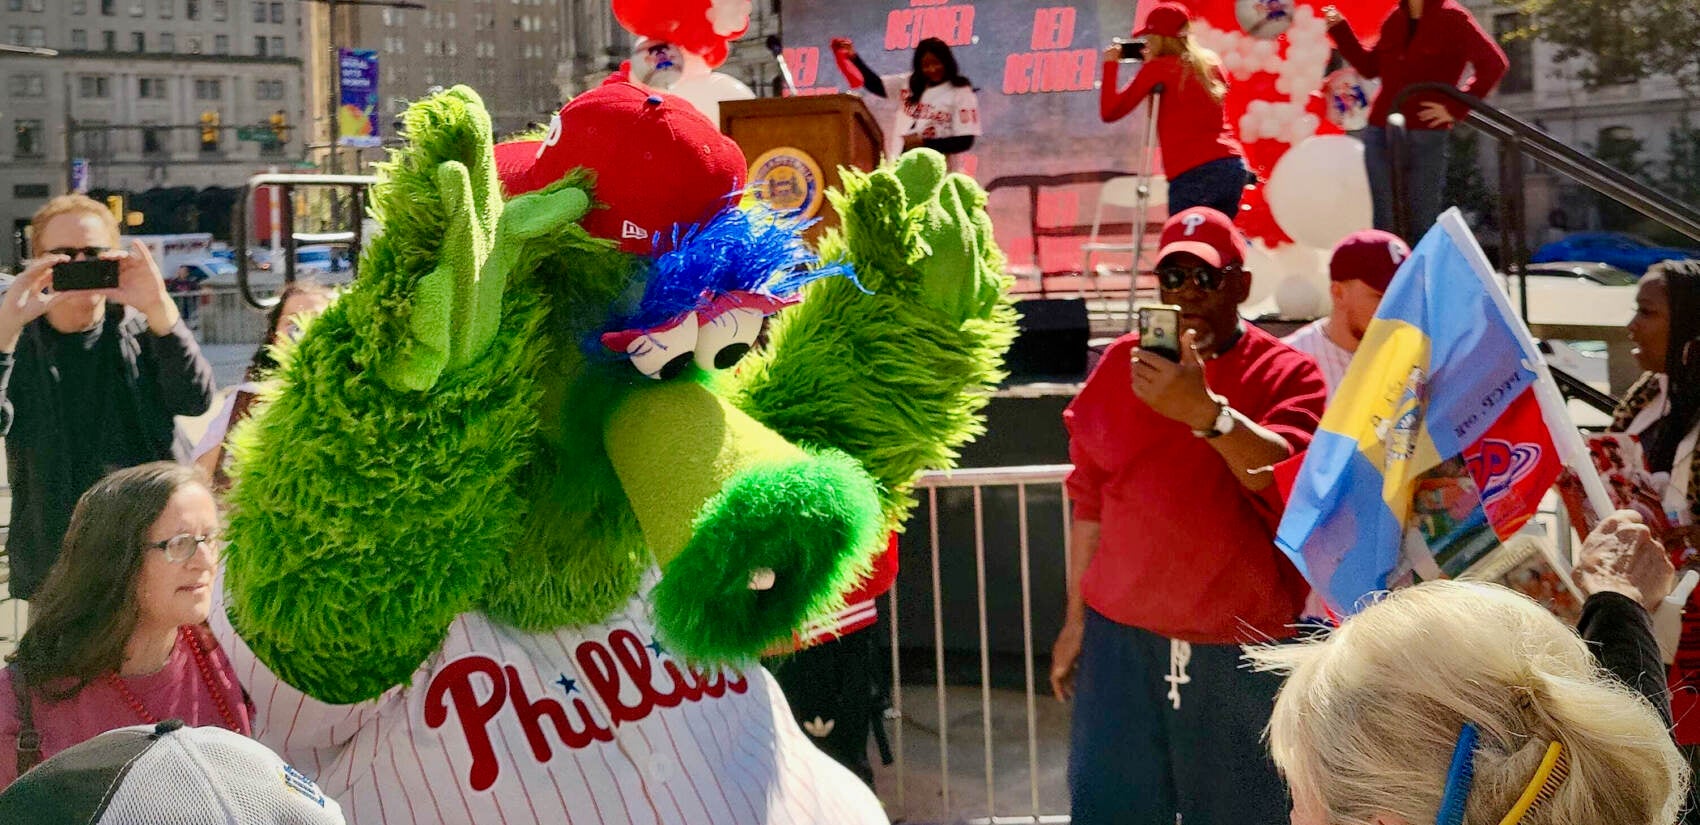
[1100,56,1242,180]
[1329,0,1509,129]
[1063,326,1326,643]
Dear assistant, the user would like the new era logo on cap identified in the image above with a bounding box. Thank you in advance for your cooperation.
[621,220,650,241]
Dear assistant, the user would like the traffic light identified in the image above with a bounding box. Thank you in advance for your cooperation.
[269,110,288,145]
[200,110,220,151]
[105,195,124,223]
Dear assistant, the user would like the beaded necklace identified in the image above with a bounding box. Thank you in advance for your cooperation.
[105,625,243,733]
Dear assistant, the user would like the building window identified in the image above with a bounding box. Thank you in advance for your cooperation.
[1492,13,1533,94]
[185,0,197,19]
[15,184,51,199]
[131,31,144,51]
[71,0,88,13]
[142,126,166,155]
[10,26,25,44]
[256,79,284,100]
[100,0,114,14]
[158,0,171,17]
[214,34,227,54]
[269,35,283,55]
[138,76,167,98]
[159,31,173,51]
[79,75,111,98]
[14,120,43,157]
[6,0,21,13]
[186,35,200,53]
[211,0,225,20]
[9,73,44,97]
[252,0,264,22]
[78,122,111,160]
[270,1,281,23]
[102,29,115,50]
[194,78,221,99]
[129,0,142,15]
[254,35,266,56]
[70,29,87,49]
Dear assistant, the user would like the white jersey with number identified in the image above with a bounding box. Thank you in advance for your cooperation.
[211,570,886,825]
[860,72,982,163]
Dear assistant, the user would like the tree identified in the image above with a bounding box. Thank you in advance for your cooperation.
[1503,0,1700,95]
[1666,118,1700,207]
[1445,128,1496,227]
[1590,128,1655,233]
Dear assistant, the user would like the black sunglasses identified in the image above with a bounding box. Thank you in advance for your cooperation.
[1156,262,1240,292]
[45,246,110,261]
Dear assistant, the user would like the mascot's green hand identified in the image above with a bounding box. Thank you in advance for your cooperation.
[894,149,1005,326]
[451,184,591,371]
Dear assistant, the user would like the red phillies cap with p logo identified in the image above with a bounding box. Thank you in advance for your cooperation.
[493,82,747,254]
[1329,229,1410,293]
[1134,2,1192,38]
[1156,206,1249,268]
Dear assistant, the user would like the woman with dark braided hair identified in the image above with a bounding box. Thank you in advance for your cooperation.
[1613,259,1700,811]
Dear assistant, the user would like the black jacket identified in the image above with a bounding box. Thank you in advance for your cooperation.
[1579,591,1670,724]
[0,307,215,599]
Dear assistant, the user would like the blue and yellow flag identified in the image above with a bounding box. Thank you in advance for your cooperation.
[1277,210,1565,612]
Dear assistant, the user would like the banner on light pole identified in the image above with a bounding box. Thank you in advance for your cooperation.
[337,48,381,148]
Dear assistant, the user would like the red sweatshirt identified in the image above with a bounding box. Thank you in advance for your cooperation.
[1101,56,1242,180]
[1329,0,1508,129]
[1063,326,1325,643]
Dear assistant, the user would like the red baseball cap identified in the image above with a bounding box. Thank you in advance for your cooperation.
[1156,207,1249,268]
[494,82,747,254]
[1135,2,1192,38]
[1329,229,1410,293]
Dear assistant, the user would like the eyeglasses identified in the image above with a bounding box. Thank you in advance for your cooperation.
[45,246,110,261]
[144,532,224,564]
[1156,263,1239,292]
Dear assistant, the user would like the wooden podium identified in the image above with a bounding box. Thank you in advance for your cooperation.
[720,95,885,241]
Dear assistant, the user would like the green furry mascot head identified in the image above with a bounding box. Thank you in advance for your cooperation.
[222,83,1014,704]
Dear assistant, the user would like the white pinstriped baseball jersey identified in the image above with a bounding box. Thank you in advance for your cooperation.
[210,571,888,824]
[1281,319,1353,401]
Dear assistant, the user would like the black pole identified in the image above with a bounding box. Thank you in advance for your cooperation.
[1388,115,1413,242]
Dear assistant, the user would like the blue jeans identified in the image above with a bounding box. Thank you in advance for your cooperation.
[1360,125,1450,238]
[1067,608,1290,825]
[1167,156,1250,218]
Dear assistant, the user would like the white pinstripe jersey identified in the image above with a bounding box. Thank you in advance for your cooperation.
[1281,319,1353,401]
[210,571,887,824]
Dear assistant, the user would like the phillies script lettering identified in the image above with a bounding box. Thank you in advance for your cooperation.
[423,629,749,791]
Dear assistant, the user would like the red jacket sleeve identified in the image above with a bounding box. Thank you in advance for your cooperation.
[1448,7,1509,119]
[1327,19,1380,79]
[1100,59,1167,123]
[1250,355,1327,455]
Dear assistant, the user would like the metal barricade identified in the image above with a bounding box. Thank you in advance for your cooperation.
[883,465,1074,825]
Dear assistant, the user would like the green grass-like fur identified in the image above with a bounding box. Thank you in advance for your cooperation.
[650,449,882,660]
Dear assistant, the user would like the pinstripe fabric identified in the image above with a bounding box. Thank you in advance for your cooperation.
[1282,319,1354,401]
[211,570,887,824]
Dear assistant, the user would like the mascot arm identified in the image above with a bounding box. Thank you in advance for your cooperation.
[731,149,1017,533]
[222,86,590,704]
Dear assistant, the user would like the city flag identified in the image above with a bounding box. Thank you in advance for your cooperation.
[1275,209,1569,613]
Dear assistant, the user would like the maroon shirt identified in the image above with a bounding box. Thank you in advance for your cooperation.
[1329,0,1508,129]
[1064,325,1326,643]
[0,625,251,788]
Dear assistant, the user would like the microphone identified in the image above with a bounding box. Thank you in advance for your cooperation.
[766,34,799,96]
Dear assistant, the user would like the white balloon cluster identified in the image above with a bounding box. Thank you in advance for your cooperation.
[1192,6,1333,147]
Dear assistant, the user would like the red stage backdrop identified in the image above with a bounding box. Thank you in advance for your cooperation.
[779,0,1396,278]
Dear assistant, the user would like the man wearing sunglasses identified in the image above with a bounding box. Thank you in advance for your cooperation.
[0,194,215,601]
[1052,206,1327,824]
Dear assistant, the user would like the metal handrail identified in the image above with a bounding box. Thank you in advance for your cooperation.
[914,465,1073,489]
[1385,82,1700,329]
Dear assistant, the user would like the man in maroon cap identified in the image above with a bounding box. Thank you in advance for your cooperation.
[1051,207,1326,824]
[1282,229,1411,398]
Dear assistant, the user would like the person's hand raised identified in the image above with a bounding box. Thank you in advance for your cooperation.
[1322,5,1345,26]
[1131,328,1219,431]
[1574,509,1677,612]
[0,253,71,351]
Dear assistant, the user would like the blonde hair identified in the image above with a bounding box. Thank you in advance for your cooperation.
[29,194,121,251]
[1147,32,1227,104]
[1246,581,1687,825]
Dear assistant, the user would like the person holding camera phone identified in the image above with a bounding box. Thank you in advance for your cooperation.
[1099,2,1249,216]
[0,195,215,602]
[1053,207,1326,824]
[829,36,981,171]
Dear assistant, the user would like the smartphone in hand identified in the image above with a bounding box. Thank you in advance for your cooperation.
[51,258,119,291]
[1138,304,1182,362]
[1113,38,1148,62]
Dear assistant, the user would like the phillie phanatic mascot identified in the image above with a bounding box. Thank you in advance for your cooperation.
[211,79,1014,823]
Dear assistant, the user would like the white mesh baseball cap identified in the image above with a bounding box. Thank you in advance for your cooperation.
[0,720,345,825]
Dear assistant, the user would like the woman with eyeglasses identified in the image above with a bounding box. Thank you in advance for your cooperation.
[0,462,250,788]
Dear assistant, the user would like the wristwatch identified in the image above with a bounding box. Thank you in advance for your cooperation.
[1192,397,1236,439]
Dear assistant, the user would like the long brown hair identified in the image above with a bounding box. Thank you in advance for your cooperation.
[8,462,209,699]
[247,279,336,379]
[1148,31,1227,103]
